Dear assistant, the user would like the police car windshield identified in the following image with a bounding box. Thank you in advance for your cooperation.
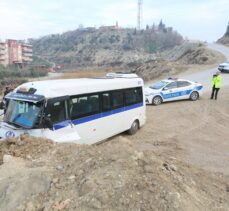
[4,99,43,129]
[150,81,169,90]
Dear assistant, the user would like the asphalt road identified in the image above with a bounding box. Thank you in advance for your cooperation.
[183,43,229,92]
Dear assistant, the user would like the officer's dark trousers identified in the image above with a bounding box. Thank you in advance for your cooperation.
[211,86,220,100]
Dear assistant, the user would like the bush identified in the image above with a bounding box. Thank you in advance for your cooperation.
[145,42,158,53]
[122,44,133,50]
[0,65,48,80]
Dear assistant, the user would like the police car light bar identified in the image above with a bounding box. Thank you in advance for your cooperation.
[106,72,139,78]
[168,77,178,80]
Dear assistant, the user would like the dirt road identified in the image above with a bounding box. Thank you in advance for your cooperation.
[140,90,229,175]
[180,43,229,91]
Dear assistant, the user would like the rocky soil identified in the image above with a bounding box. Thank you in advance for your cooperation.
[133,43,225,81]
[57,42,225,82]
[0,89,229,211]
[218,37,229,47]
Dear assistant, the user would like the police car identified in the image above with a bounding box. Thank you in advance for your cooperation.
[145,78,203,105]
[218,61,229,73]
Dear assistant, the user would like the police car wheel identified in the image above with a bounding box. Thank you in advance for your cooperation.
[128,120,139,135]
[152,96,162,105]
[190,91,199,101]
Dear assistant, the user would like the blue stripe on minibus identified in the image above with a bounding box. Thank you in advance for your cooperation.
[53,102,143,130]
[53,120,70,130]
[72,102,143,125]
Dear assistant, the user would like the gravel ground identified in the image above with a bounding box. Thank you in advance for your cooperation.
[0,89,229,211]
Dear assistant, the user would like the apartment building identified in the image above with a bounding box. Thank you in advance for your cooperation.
[21,43,33,64]
[0,42,9,66]
[0,39,33,66]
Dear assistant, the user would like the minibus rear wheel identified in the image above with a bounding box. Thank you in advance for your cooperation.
[128,120,139,135]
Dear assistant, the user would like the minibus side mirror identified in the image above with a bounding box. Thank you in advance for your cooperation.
[163,87,168,91]
[0,101,4,110]
[44,115,53,128]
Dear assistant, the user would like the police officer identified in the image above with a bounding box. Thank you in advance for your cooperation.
[3,87,11,97]
[1,86,12,112]
[211,72,222,100]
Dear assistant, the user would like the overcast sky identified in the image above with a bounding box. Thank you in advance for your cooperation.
[0,0,228,42]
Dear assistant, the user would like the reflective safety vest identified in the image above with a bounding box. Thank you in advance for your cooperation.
[212,75,222,88]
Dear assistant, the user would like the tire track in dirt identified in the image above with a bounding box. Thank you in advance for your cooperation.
[132,88,229,175]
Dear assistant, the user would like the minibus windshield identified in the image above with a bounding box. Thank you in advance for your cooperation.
[4,99,43,128]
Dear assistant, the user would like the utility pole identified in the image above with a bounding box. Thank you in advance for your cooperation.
[137,0,143,30]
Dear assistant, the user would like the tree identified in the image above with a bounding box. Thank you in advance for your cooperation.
[158,19,165,31]
[152,23,156,32]
[225,22,229,36]
[133,28,137,35]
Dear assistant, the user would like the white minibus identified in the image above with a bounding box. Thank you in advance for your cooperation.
[0,73,145,144]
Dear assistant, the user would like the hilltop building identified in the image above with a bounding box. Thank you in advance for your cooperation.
[0,39,33,67]
[99,22,119,31]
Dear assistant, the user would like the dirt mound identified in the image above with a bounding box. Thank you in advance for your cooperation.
[161,42,223,65]
[0,156,52,211]
[30,137,228,211]
[178,46,223,65]
[161,42,197,61]
[132,59,185,81]
[133,44,225,81]
[0,136,54,164]
[0,134,228,210]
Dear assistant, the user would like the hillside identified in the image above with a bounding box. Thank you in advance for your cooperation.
[30,23,183,70]
[217,23,229,46]
[132,42,225,81]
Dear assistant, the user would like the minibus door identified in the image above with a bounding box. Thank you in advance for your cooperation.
[43,96,80,142]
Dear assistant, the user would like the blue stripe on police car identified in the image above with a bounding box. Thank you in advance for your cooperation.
[160,89,192,99]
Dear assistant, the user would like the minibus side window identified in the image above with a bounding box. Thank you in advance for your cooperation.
[70,94,100,119]
[48,100,67,124]
[101,93,111,111]
[136,87,143,103]
[125,87,143,106]
[112,90,124,109]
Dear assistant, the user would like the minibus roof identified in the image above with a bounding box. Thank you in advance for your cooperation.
[14,76,143,99]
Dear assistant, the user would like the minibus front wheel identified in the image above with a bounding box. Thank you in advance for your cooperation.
[128,120,139,135]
